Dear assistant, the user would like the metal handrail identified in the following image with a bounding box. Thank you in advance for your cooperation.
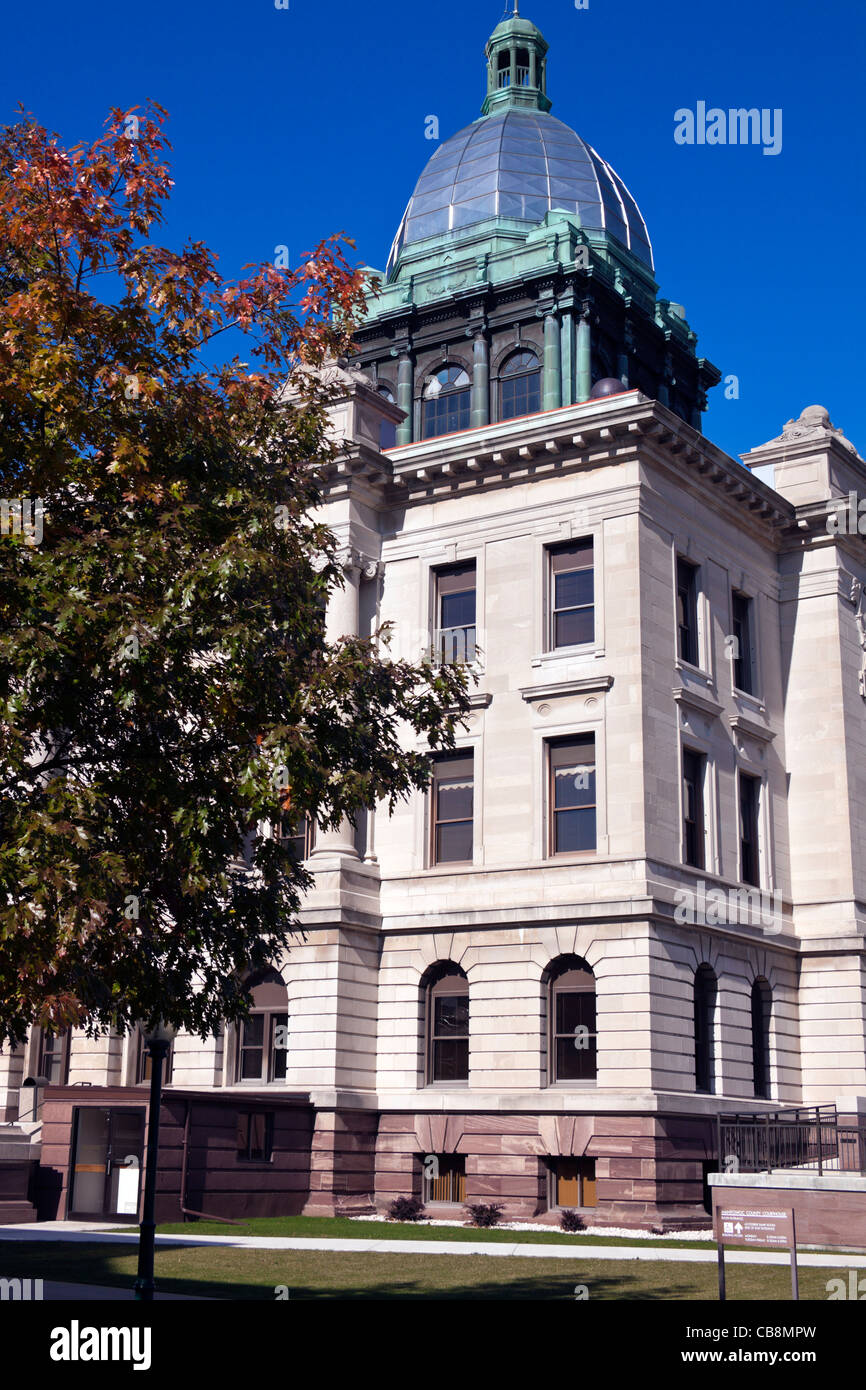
[716,1104,866,1175]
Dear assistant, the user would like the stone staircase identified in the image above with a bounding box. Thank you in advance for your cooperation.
[0,1125,38,1223]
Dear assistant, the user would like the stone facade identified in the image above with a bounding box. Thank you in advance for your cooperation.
[1,12,864,1232]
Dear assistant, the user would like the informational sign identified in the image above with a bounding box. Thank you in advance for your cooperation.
[714,1205,798,1301]
[717,1207,794,1249]
[115,1155,140,1216]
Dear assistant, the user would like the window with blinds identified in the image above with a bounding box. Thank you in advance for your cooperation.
[549,735,596,854]
[551,1157,597,1208]
[431,752,474,864]
[424,1154,466,1203]
[549,539,594,649]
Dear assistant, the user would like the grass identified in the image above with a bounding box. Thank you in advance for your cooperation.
[0,1239,847,1300]
[141,1213,718,1250]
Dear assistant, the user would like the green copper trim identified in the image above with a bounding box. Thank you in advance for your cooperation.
[482,7,552,115]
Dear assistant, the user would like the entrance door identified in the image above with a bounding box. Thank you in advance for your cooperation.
[69,1107,145,1219]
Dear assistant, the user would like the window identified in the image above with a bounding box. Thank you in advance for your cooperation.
[676,557,699,666]
[694,965,717,1094]
[237,1111,274,1162]
[37,1028,70,1085]
[434,562,476,664]
[550,1157,597,1208]
[549,539,594,649]
[500,349,540,420]
[236,968,288,1083]
[751,978,772,1100]
[549,957,597,1082]
[421,365,471,439]
[280,813,315,862]
[136,1029,174,1085]
[425,964,469,1083]
[431,752,474,865]
[549,736,596,854]
[424,1154,466,1203]
[377,384,397,450]
[682,749,706,870]
[731,591,755,694]
[739,772,760,887]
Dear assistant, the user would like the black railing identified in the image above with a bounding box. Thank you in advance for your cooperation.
[718,1105,866,1175]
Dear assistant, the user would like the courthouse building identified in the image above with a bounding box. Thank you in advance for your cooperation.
[2,10,866,1230]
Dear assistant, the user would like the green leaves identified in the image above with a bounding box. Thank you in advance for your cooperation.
[0,104,471,1045]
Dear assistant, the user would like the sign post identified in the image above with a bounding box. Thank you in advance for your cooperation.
[714,1207,798,1301]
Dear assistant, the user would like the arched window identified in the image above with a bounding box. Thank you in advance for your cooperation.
[421,365,471,439]
[548,956,596,1083]
[751,978,772,1100]
[377,384,397,450]
[424,963,469,1083]
[236,968,288,1084]
[694,965,717,1094]
[500,349,541,421]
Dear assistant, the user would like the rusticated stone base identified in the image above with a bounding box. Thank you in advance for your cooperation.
[302,1108,378,1217]
[370,1108,715,1229]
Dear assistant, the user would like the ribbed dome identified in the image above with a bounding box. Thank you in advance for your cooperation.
[387,108,653,276]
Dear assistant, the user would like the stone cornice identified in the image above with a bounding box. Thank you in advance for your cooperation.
[728,712,776,744]
[319,396,793,533]
[521,675,614,702]
[671,685,724,719]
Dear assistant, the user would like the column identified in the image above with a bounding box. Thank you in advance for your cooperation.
[543,311,561,411]
[471,332,489,429]
[560,309,575,407]
[396,351,413,446]
[576,308,592,402]
[311,554,361,861]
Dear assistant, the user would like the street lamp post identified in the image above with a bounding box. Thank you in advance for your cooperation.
[134,1020,175,1302]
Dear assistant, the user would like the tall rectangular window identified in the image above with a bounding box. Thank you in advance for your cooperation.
[424,1154,466,1203]
[551,1157,597,1209]
[237,1112,274,1162]
[434,563,476,664]
[549,736,596,855]
[739,772,761,887]
[279,813,315,861]
[549,540,594,649]
[431,753,474,864]
[676,557,699,666]
[731,591,755,694]
[682,749,706,869]
[38,1029,70,1085]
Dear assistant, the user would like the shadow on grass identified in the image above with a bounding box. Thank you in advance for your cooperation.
[0,1240,827,1302]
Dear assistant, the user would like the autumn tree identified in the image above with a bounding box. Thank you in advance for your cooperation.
[0,104,469,1045]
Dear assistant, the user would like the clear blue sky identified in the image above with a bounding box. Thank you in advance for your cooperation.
[4,0,864,461]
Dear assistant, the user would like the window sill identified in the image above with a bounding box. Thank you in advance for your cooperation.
[674,658,714,684]
[531,645,604,668]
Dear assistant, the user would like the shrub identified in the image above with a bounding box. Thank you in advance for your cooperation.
[387,1196,427,1222]
[465,1202,505,1228]
[559,1208,585,1232]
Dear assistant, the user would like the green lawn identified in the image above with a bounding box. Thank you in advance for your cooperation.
[145,1213,717,1250]
[0,1239,845,1300]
